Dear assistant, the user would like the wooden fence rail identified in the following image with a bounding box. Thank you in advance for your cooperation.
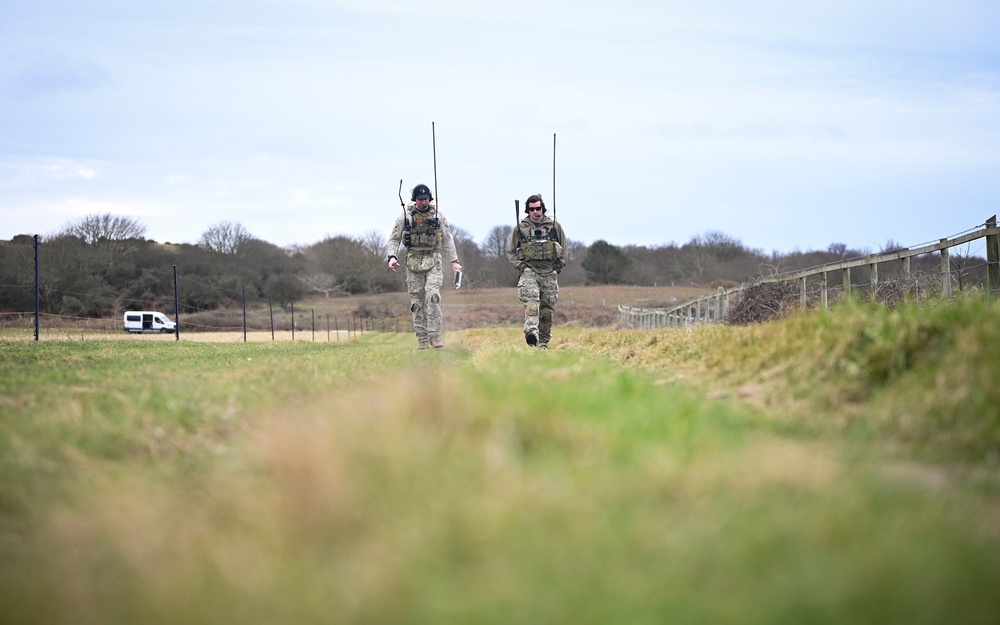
[620,215,1000,328]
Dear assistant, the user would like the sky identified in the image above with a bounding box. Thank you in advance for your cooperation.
[1,0,998,255]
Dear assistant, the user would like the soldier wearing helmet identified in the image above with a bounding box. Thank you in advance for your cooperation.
[385,183,462,349]
[506,193,567,349]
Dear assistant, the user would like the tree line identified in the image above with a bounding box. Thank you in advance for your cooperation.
[0,213,985,318]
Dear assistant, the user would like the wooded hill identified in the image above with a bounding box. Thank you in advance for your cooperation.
[1,214,988,319]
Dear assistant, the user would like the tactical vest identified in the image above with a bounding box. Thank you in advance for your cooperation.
[519,224,562,261]
[404,207,442,250]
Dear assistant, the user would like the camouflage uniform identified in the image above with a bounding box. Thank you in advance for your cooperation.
[507,213,567,347]
[386,202,459,347]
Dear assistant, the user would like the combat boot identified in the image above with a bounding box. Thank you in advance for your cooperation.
[417,338,430,350]
[525,330,538,347]
[430,336,444,348]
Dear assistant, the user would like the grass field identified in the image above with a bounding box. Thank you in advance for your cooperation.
[1,296,999,624]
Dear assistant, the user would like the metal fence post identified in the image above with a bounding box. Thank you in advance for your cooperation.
[33,235,40,341]
[242,285,247,342]
[173,265,180,341]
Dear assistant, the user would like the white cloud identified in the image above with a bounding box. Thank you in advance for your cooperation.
[1,157,97,181]
[0,0,997,252]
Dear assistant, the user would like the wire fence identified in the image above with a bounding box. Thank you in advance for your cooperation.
[2,237,414,341]
[0,309,408,342]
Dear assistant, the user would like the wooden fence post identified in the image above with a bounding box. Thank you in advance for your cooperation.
[799,276,807,309]
[821,271,829,310]
[941,240,951,297]
[843,267,852,298]
[987,215,999,299]
[869,256,878,292]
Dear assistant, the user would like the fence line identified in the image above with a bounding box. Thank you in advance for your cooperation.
[620,216,1000,328]
[5,235,417,341]
[2,312,409,342]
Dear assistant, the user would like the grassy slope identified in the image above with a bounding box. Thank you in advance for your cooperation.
[1,297,999,624]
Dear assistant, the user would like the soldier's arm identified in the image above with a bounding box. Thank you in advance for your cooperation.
[439,215,460,264]
[506,226,523,268]
[385,216,404,263]
[552,223,567,272]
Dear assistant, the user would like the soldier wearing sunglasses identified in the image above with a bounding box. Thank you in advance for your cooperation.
[506,193,568,349]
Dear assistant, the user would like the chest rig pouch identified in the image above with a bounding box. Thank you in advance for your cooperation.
[405,209,442,250]
[519,225,562,261]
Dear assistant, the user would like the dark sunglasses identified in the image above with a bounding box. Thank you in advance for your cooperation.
[528,206,544,212]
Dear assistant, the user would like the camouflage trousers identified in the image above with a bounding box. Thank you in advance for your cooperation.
[518,268,559,345]
[406,263,444,341]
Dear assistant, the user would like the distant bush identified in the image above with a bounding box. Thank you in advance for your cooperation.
[728,280,800,325]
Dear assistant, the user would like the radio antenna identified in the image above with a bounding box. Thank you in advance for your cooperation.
[552,132,557,223]
[432,121,439,209]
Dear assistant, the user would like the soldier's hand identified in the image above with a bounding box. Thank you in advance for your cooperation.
[388,258,399,272]
[452,261,463,273]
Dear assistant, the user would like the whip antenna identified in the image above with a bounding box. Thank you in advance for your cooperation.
[552,132,557,222]
[432,121,439,208]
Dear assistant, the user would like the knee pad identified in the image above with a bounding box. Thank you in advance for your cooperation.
[431,293,440,304]
[411,303,420,313]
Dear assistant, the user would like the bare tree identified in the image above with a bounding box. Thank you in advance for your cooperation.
[557,240,588,286]
[303,234,397,294]
[827,243,849,257]
[61,213,147,245]
[360,229,386,258]
[53,213,148,283]
[298,273,344,298]
[699,231,744,262]
[60,213,147,258]
[449,225,486,288]
[357,229,392,293]
[482,225,512,259]
[199,221,253,254]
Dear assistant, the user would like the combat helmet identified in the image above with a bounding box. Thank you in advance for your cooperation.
[411,184,434,201]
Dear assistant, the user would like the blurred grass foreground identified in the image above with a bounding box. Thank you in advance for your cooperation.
[2,296,999,624]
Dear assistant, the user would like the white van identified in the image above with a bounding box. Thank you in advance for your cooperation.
[123,311,177,334]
